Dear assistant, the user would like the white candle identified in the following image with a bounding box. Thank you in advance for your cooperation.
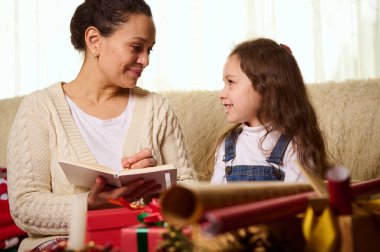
[67,195,87,250]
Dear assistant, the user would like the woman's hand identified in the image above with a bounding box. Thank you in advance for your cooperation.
[121,148,158,169]
[87,176,162,210]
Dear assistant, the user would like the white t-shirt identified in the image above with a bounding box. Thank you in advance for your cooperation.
[211,124,305,184]
[65,91,135,172]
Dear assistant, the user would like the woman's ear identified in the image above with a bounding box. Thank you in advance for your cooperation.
[84,26,100,58]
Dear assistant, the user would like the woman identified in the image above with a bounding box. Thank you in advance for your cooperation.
[7,0,196,250]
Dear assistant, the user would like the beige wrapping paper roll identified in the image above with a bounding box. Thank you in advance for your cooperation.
[161,182,313,226]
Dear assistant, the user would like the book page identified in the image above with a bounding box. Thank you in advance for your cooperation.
[118,164,177,191]
[59,161,118,188]
[59,161,113,173]
[59,161,177,190]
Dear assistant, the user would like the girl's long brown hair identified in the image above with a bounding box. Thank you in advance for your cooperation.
[208,38,331,178]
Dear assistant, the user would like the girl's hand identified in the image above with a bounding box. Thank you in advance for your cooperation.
[87,176,162,210]
[121,148,158,169]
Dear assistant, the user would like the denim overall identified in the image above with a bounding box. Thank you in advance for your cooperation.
[223,129,291,182]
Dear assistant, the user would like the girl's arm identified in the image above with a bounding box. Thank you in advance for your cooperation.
[210,141,227,184]
[283,142,306,182]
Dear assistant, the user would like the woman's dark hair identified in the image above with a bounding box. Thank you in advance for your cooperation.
[70,0,152,51]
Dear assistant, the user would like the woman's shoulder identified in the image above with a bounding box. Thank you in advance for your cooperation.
[133,87,169,105]
[22,82,62,100]
[18,82,63,112]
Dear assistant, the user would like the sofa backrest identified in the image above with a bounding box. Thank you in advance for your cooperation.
[307,79,380,181]
[1,79,379,181]
[164,78,380,181]
[0,96,23,168]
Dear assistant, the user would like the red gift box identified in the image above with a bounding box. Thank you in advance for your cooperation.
[121,225,165,252]
[86,208,143,248]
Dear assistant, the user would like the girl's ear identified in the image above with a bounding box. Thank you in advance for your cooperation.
[84,26,101,57]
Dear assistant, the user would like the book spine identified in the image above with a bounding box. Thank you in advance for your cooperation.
[113,172,122,187]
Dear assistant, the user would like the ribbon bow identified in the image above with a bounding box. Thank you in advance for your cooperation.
[107,197,145,210]
[137,198,165,226]
[302,166,380,252]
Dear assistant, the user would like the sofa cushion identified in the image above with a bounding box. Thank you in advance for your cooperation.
[163,91,227,180]
[0,97,23,168]
[307,79,380,180]
[1,79,379,181]
[0,169,26,249]
[164,79,380,181]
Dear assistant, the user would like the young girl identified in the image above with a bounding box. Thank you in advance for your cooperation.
[210,38,331,184]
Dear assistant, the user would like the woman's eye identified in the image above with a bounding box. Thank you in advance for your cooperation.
[131,45,142,52]
[147,47,153,55]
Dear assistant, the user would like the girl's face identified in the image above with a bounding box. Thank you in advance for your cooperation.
[96,14,156,88]
[220,54,262,127]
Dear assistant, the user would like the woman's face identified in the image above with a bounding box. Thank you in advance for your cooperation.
[220,54,262,127]
[97,14,156,88]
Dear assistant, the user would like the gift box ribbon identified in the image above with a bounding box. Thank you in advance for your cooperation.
[136,227,149,252]
[302,198,380,252]
[302,205,337,252]
[137,198,165,227]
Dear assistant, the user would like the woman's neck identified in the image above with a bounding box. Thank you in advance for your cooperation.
[62,67,129,120]
[65,65,127,103]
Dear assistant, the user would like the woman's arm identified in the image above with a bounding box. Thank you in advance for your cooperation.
[7,94,79,235]
[156,98,197,182]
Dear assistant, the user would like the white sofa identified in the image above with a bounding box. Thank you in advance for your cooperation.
[1,78,380,181]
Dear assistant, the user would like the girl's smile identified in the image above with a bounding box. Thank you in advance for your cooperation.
[223,103,233,113]
[220,54,262,127]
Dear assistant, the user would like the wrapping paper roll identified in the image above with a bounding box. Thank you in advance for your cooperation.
[162,178,380,235]
[327,166,352,215]
[161,182,313,226]
[327,166,354,252]
[200,178,380,235]
[202,191,313,235]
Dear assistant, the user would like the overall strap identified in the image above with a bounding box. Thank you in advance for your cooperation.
[266,134,291,165]
[223,128,241,162]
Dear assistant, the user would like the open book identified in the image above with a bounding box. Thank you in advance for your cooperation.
[59,161,177,190]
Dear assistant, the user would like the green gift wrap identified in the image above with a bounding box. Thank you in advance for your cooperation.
[121,225,165,252]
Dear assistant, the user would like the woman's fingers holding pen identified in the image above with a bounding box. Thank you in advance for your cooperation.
[121,148,158,169]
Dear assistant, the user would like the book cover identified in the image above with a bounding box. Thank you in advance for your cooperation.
[59,161,177,190]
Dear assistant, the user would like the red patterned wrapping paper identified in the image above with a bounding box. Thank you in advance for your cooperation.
[86,208,143,248]
[121,225,164,252]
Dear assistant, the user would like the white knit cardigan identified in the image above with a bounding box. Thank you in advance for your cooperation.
[7,82,196,249]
